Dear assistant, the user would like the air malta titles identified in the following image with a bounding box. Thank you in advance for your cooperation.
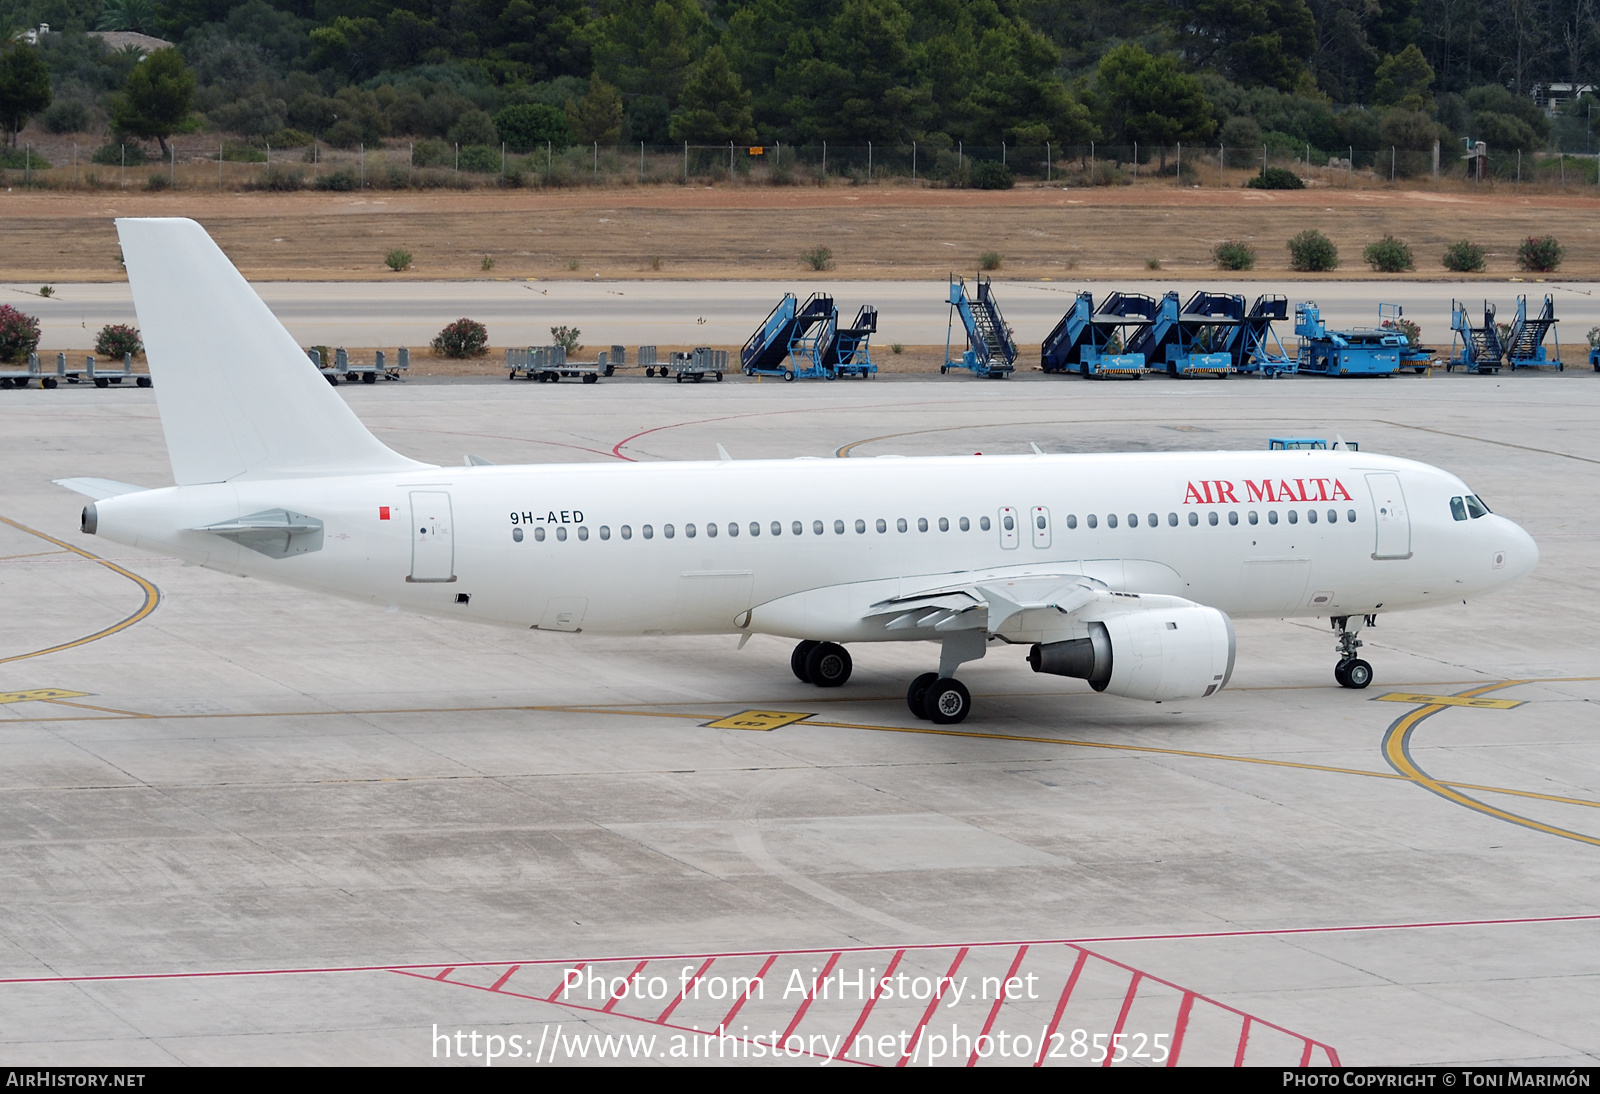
[1184,479,1354,505]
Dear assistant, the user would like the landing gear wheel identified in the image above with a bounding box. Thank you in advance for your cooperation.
[804,642,852,688]
[790,641,818,683]
[1340,658,1373,690]
[907,672,939,720]
[923,678,971,725]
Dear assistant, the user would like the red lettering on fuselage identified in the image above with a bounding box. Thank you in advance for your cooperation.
[1188,477,1351,504]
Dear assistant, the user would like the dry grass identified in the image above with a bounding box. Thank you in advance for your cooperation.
[5,183,1599,282]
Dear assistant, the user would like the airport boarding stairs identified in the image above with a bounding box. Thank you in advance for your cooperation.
[1448,300,1503,374]
[944,274,1015,378]
[1223,295,1296,377]
[821,305,878,377]
[1504,294,1562,370]
[741,293,877,380]
[1125,291,1236,378]
[1040,291,1152,378]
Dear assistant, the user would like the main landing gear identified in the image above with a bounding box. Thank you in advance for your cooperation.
[789,631,989,725]
[1332,615,1375,690]
[790,640,853,687]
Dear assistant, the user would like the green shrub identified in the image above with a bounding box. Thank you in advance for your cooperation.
[1246,166,1305,190]
[550,325,581,353]
[803,245,835,271]
[268,128,313,149]
[1516,236,1563,272]
[91,142,146,166]
[433,318,489,358]
[1363,235,1414,272]
[255,165,304,191]
[385,249,413,272]
[95,324,143,359]
[1145,257,1162,270]
[145,173,170,191]
[1213,240,1257,270]
[220,143,267,163]
[979,250,1002,271]
[1441,240,1486,273]
[0,147,50,169]
[493,103,571,153]
[968,161,1014,190]
[1287,229,1338,271]
[314,169,357,191]
[457,144,500,173]
[1587,326,1600,349]
[0,305,41,364]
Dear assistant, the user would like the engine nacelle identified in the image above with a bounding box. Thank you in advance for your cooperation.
[1028,605,1236,702]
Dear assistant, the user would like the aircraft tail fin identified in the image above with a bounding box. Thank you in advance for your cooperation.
[115,218,430,485]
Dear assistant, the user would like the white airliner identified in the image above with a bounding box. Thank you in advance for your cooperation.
[61,219,1538,725]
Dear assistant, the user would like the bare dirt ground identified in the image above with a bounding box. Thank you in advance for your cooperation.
[3,180,1597,282]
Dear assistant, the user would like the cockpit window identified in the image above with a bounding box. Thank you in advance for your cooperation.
[1450,497,1468,521]
[1465,495,1490,518]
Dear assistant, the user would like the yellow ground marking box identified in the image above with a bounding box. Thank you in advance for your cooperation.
[0,689,92,705]
[704,710,813,731]
[1375,692,1524,710]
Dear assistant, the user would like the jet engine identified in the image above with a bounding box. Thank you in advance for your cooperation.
[1027,605,1236,702]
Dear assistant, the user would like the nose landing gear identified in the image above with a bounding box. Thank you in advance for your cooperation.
[1332,615,1375,689]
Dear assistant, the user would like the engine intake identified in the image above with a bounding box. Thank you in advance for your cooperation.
[1029,605,1235,702]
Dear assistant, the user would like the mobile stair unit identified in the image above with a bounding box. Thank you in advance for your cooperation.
[943,274,1015,378]
[741,293,847,381]
[1504,294,1562,371]
[1295,302,1402,377]
[1123,291,1235,378]
[1040,292,1151,378]
[1447,300,1503,374]
[821,305,878,378]
[1224,295,1296,377]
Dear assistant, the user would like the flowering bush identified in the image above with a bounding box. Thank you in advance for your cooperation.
[432,318,489,357]
[95,324,143,359]
[0,304,41,364]
[1516,236,1563,273]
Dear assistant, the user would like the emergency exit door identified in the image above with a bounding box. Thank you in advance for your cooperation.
[408,490,456,581]
[1366,473,1412,560]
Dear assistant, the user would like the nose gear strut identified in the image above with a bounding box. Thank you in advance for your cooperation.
[1331,615,1376,689]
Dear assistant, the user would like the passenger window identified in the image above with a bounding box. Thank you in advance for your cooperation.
[1450,497,1468,521]
[749,522,760,536]
[1287,510,1298,525]
[1228,511,1238,525]
[1066,514,1077,529]
[1003,514,1015,531]
[1148,513,1158,528]
[938,517,949,532]
[556,527,567,541]
[918,518,929,532]
[1248,511,1258,525]
[1327,509,1337,523]
[707,522,718,538]
[600,526,610,540]
[1168,512,1178,527]
[792,521,803,535]
[1087,514,1098,529]
[535,526,546,541]
[960,517,970,531]
[1038,514,1048,530]
[1127,513,1137,527]
[834,519,845,534]
[621,525,632,540]
[855,519,866,534]
[1465,495,1489,519]
[1207,512,1218,526]
[643,524,653,539]
[1347,509,1357,522]
[1268,511,1278,525]
[663,524,674,539]
[980,517,991,531]
[814,520,824,535]
[773,522,782,536]
[728,522,738,537]
[1108,514,1118,528]
[513,527,524,542]
[1188,512,1199,527]
[685,523,697,538]
[577,526,589,540]
[877,518,887,533]
[1307,509,1318,524]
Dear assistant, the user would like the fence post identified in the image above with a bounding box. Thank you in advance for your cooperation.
[593,141,598,182]
[1432,139,1439,179]
[1001,141,1005,166]
[360,142,365,188]
[1218,145,1223,188]
[1390,146,1395,182]
[219,141,223,189]
[729,141,734,175]
[957,140,961,173]
[823,140,827,177]
[120,144,125,189]
[639,140,643,182]
[1517,149,1521,183]
[24,142,28,184]
[912,140,916,181]
[73,141,77,186]
[455,142,459,175]
[1176,142,1180,184]
[868,140,872,182]
[684,140,688,180]
[170,143,174,186]
[502,141,506,181]
[1348,146,1352,185]
[1046,141,1050,183]
[1133,141,1137,178]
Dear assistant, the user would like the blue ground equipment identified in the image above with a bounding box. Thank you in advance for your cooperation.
[1128,291,1237,378]
[1294,302,1402,377]
[944,274,1016,378]
[1447,300,1503,374]
[741,293,878,380]
[1040,291,1151,378]
[1503,294,1562,371]
[1269,437,1359,451]
[1224,295,1296,377]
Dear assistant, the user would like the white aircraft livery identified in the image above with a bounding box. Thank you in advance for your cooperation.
[63,219,1539,725]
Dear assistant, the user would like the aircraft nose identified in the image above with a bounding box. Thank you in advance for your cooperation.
[1496,518,1539,583]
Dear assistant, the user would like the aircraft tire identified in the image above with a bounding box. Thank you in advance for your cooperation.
[1342,659,1373,690]
[907,673,939,720]
[924,678,971,725]
[805,642,851,687]
[791,641,818,683]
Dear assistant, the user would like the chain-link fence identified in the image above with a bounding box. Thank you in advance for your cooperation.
[3,139,1597,190]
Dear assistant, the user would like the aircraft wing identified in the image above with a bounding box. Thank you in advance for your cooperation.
[863,573,1105,637]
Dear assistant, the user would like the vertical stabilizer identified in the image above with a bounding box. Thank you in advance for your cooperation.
[116,218,431,484]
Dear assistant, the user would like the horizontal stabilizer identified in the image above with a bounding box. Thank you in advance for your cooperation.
[53,477,151,500]
[116,218,432,485]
